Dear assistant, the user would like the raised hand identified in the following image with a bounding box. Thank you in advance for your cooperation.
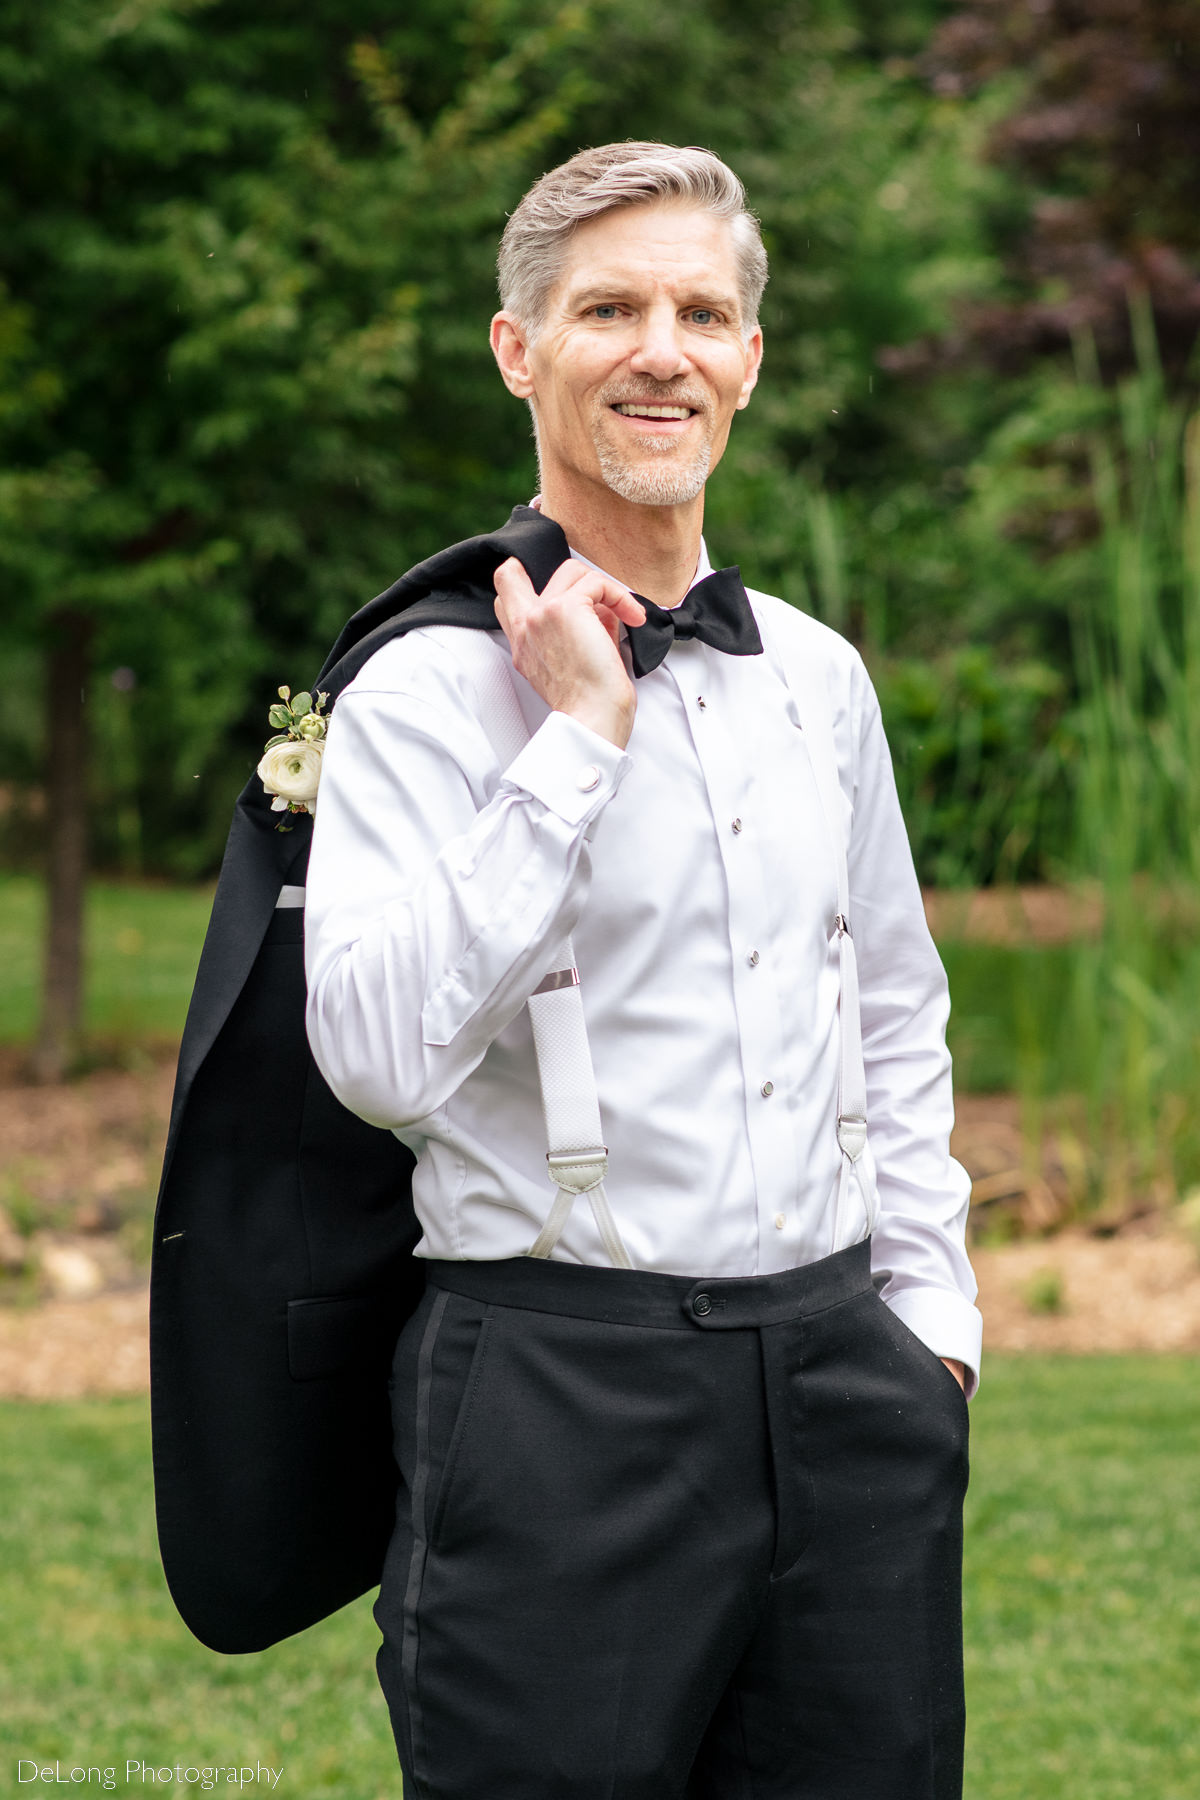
[493,556,647,750]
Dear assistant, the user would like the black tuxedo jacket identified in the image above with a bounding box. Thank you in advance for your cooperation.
[150,508,571,1654]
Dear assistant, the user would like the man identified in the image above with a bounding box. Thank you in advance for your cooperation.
[305,141,981,1800]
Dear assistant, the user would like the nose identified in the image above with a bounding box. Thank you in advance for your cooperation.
[629,304,690,382]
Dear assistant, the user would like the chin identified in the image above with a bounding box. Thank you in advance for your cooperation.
[595,445,713,508]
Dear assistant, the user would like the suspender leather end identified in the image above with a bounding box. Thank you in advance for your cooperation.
[836,1114,868,1162]
[546,1149,608,1195]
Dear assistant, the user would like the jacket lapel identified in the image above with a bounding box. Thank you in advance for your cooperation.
[160,781,309,1183]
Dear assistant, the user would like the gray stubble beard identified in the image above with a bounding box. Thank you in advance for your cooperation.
[593,428,713,507]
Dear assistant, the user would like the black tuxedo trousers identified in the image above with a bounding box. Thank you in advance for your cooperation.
[375,1243,968,1800]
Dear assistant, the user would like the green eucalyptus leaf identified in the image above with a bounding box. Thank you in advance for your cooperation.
[290,691,312,719]
[264,733,290,748]
[268,704,292,729]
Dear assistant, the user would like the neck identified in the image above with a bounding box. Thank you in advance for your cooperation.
[536,475,705,608]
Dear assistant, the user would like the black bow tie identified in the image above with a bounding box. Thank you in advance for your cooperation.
[626,566,763,678]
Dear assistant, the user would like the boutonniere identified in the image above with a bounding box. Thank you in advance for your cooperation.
[257,686,329,827]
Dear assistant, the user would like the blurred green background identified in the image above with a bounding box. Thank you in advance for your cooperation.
[2,6,1199,1793]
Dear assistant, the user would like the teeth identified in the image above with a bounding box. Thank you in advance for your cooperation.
[613,403,692,420]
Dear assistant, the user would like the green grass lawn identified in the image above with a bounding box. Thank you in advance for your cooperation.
[0,1357,1196,1799]
[0,1398,395,1798]
[0,876,214,1049]
[962,1356,1200,1800]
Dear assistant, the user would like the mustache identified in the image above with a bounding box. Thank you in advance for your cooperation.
[596,382,708,413]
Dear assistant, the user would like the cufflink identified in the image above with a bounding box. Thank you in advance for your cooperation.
[576,764,601,792]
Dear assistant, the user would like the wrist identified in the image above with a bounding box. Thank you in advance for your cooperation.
[940,1357,967,1392]
[560,694,636,751]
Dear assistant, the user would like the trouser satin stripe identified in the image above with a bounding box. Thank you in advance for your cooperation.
[401,1286,449,1800]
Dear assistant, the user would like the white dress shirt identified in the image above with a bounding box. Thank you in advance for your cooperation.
[305,540,983,1390]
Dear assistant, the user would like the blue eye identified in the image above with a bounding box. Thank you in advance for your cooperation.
[592,304,619,320]
[690,310,716,325]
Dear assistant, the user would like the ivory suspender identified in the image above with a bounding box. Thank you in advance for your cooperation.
[760,625,878,1250]
[430,618,875,1270]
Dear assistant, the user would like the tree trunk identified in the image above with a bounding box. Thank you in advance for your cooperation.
[32,609,95,1084]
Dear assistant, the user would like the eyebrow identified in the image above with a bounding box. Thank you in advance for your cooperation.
[567,282,742,317]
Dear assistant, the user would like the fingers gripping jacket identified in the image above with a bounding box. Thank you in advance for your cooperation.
[421,629,634,1268]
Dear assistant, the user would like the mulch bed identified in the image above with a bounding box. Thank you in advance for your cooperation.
[1,1036,1198,1398]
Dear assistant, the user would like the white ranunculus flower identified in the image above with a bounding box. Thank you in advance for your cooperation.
[258,738,324,812]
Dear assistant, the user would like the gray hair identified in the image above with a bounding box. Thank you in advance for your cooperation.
[498,141,768,340]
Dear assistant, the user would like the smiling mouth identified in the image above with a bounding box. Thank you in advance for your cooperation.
[610,402,696,421]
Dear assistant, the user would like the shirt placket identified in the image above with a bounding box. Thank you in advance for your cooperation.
[668,644,804,1272]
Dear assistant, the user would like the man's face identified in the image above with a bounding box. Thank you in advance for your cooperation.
[497,202,762,508]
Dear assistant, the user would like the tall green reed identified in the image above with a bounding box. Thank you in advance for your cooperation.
[780,325,1200,1216]
[1052,303,1200,1212]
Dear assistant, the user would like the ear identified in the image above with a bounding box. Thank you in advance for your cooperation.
[736,327,763,411]
[491,313,536,399]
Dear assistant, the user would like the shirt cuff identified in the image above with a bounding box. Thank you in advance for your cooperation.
[883,1285,984,1400]
[501,711,630,826]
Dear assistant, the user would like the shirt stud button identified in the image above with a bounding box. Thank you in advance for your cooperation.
[748,949,760,967]
[576,764,601,792]
[697,695,707,711]
[774,1213,786,1231]
[761,1080,774,1097]
[731,817,743,834]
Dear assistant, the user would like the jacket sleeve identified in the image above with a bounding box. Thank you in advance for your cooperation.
[304,635,630,1130]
